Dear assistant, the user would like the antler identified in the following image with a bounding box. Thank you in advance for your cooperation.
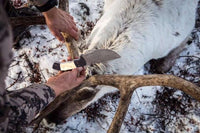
[31,74,200,133]
[59,0,79,59]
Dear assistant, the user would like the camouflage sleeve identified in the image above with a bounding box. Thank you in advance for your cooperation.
[0,4,56,133]
[28,0,49,6]
[0,84,56,133]
[6,84,55,132]
[0,3,14,132]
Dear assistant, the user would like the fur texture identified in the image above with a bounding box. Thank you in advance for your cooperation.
[82,0,198,107]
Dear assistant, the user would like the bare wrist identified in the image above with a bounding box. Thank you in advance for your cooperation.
[45,83,59,96]
[46,82,70,97]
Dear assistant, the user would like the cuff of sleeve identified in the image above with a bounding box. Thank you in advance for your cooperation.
[35,0,58,12]
[28,0,49,6]
[43,84,56,98]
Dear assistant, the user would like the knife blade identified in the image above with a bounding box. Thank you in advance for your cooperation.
[53,49,120,71]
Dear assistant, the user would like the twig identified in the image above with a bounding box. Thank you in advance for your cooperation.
[24,53,42,83]
[179,55,200,59]
[6,71,22,89]
[96,118,107,131]
[135,90,141,103]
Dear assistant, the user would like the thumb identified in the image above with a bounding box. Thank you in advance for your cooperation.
[77,75,85,83]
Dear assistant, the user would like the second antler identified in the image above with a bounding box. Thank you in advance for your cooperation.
[31,74,200,133]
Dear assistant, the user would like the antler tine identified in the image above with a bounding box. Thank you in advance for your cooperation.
[105,74,200,133]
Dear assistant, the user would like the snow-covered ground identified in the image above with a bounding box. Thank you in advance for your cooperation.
[6,0,200,132]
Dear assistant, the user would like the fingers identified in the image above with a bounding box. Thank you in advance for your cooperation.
[66,13,74,20]
[47,67,85,96]
[71,67,86,81]
[67,56,79,61]
[62,13,79,40]
[77,67,83,72]
[62,24,78,40]
[80,68,86,76]
[43,7,79,41]
[50,27,65,42]
[71,67,82,78]
[61,59,66,62]
[76,67,86,80]
[66,14,77,27]
[67,56,72,61]
[59,24,79,41]
[60,68,81,79]
[69,29,79,40]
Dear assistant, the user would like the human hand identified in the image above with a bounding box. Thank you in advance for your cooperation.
[46,67,85,96]
[42,7,79,42]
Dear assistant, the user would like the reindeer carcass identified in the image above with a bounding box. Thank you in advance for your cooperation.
[46,0,198,125]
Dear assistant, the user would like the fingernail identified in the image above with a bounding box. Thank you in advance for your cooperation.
[61,59,66,63]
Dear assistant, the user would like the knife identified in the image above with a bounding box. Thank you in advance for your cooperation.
[53,49,120,71]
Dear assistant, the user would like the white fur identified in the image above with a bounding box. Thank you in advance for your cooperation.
[82,0,198,106]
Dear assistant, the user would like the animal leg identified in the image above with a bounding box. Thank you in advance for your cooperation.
[150,36,191,73]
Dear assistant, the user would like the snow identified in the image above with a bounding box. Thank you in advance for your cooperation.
[5,0,200,133]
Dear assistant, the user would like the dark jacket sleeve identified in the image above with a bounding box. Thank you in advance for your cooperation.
[0,4,55,133]
[28,0,49,6]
